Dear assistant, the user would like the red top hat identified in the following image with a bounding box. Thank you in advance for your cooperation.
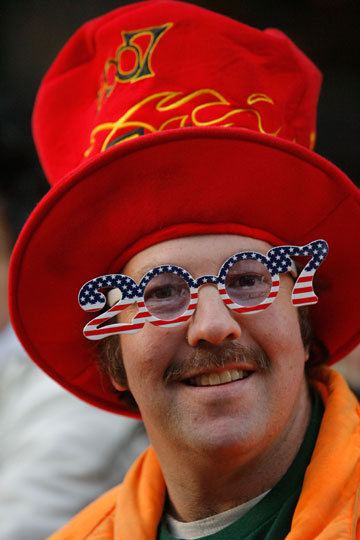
[9,0,360,416]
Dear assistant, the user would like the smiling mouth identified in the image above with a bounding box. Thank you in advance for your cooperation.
[187,369,250,387]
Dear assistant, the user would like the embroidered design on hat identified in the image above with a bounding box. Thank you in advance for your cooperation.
[85,89,282,157]
[97,23,173,111]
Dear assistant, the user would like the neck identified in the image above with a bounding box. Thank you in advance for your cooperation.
[150,382,312,522]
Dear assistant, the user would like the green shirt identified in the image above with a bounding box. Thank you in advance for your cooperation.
[158,388,323,540]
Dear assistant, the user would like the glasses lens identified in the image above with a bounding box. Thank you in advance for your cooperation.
[144,272,191,320]
[225,259,272,307]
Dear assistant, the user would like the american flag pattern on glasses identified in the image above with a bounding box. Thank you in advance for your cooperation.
[79,239,328,340]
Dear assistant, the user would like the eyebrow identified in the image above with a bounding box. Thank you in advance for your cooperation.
[129,263,166,282]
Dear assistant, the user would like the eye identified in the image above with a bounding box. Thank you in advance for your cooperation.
[225,260,272,306]
[228,273,266,289]
[145,284,184,300]
[144,272,190,320]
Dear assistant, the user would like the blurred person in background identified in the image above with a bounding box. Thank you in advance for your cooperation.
[334,345,360,400]
[0,121,148,540]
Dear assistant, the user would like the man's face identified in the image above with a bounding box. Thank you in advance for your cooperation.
[117,234,311,464]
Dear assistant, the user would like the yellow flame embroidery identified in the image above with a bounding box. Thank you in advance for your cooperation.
[85,88,282,157]
[309,130,316,150]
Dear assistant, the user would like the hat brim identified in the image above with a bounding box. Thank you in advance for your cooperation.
[9,127,360,416]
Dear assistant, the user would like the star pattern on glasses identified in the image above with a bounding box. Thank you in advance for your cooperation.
[79,274,138,310]
[267,241,328,274]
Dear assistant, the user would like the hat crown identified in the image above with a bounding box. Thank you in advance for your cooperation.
[33,0,322,185]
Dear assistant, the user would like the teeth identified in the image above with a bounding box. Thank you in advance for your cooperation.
[230,369,243,381]
[190,369,248,387]
[219,370,232,384]
[209,373,220,385]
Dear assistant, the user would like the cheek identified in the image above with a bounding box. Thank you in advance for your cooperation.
[118,303,138,324]
[263,310,309,405]
[120,333,148,378]
[119,333,152,408]
[119,328,182,423]
[242,305,309,419]
[270,310,304,353]
[241,301,306,364]
[120,325,181,381]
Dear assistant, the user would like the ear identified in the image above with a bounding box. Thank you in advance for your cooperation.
[111,377,129,392]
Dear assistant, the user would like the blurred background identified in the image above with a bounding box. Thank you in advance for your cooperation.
[1,0,359,198]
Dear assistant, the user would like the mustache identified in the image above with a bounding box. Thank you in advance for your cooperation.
[163,342,271,384]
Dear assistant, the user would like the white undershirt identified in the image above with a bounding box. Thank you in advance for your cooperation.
[165,490,270,539]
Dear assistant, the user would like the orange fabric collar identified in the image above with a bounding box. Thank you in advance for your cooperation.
[290,366,360,539]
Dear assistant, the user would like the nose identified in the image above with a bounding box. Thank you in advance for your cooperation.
[187,284,241,347]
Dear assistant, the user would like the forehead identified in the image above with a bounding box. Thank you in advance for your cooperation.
[123,234,273,279]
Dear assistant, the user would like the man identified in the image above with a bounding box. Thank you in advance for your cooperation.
[9,1,360,538]
[0,130,148,540]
